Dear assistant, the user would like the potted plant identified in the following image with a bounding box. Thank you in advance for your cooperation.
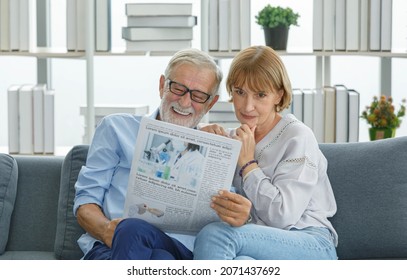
[255,5,300,50]
[361,95,406,140]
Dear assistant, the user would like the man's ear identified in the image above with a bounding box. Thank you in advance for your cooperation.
[159,75,165,98]
[206,95,219,112]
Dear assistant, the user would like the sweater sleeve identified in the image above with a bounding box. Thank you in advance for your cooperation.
[242,126,322,229]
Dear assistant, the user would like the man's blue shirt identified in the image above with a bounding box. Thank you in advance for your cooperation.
[73,110,195,257]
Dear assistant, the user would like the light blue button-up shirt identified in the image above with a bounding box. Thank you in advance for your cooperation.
[73,109,196,257]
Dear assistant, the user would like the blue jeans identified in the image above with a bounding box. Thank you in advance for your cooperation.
[193,222,337,260]
[84,218,193,260]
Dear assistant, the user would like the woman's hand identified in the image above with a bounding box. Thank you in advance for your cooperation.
[198,123,229,137]
[211,190,252,227]
[234,124,257,167]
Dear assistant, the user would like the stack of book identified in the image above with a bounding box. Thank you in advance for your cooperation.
[201,0,251,52]
[79,104,149,144]
[0,0,36,52]
[122,3,197,52]
[7,84,55,154]
[313,0,392,52]
[285,85,360,143]
[67,0,111,52]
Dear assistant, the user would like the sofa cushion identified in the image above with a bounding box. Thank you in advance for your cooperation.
[320,136,407,259]
[0,250,55,260]
[54,145,88,259]
[0,154,18,254]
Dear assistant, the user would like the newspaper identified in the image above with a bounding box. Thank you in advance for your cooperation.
[123,117,241,235]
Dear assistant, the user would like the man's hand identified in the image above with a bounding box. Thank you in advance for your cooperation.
[77,203,123,248]
[198,123,229,137]
[211,190,252,227]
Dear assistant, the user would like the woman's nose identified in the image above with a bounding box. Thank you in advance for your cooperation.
[243,95,255,112]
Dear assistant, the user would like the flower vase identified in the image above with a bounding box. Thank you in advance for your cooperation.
[369,127,396,141]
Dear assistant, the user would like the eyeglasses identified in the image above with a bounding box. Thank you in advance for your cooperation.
[167,79,212,104]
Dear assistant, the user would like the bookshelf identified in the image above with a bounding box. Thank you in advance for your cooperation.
[1,0,249,146]
[208,50,406,100]
[1,0,406,149]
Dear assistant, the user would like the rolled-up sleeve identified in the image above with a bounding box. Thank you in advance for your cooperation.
[73,117,122,215]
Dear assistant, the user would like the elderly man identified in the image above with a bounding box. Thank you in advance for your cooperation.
[73,49,223,260]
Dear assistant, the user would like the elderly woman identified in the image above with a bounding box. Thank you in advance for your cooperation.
[194,46,338,260]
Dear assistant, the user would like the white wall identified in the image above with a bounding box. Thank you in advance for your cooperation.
[1,0,406,149]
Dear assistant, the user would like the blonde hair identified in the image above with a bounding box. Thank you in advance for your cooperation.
[226,46,292,112]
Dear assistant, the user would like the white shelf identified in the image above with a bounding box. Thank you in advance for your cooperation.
[2,0,406,149]
[209,50,407,59]
[311,51,407,58]
[0,47,86,58]
[3,47,407,59]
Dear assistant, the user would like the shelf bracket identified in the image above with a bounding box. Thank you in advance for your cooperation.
[85,0,95,144]
[315,55,331,88]
[36,0,51,87]
[380,57,392,96]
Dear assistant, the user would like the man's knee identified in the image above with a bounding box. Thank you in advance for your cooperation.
[115,218,155,239]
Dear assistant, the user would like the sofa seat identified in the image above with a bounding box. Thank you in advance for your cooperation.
[1,137,407,259]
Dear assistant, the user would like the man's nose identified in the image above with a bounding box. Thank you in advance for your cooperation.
[178,91,192,107]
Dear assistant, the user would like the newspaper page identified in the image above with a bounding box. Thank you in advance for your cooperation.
[123,117,241,235]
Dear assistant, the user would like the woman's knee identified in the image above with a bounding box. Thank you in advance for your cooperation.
[197,222,224,237]
[194,222,240,260]
[196,222,234,245]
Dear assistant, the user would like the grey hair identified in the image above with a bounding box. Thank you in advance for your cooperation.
[164,48,223,96]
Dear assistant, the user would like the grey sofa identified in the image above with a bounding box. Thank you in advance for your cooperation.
[1,137,407,260]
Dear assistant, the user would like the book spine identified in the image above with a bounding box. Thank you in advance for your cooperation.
[66,0,77,51]
[7,86,20,154]
[201,0,210,52]
[19,85,34,154]
[44,90,55,154]
[33,84,46,154]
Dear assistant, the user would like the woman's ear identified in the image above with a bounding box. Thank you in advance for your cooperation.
[275,89,284,105]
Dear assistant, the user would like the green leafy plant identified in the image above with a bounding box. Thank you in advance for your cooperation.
[255,5,300,28]
[361,95,406,128]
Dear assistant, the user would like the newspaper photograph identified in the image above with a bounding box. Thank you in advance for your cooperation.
[123,117,241,235]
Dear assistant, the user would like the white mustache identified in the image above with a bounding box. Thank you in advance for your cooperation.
[171,104,194,115]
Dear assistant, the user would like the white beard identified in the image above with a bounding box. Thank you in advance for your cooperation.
[159,93,206,128]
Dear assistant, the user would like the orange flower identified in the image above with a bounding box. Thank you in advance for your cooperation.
[361,95,406,128]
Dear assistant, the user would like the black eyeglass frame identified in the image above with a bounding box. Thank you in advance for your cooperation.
[167,79,212,104]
